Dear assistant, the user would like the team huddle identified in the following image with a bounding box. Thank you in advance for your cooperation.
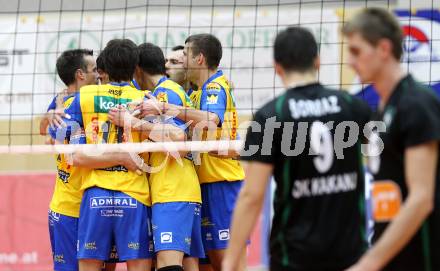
[41,34,245,271]
[41,7,440,271]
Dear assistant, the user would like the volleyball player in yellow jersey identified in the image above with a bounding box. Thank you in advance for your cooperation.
[50,40,184,271]
[182,34,246,271]
[42,49,96,271]
[109,43,203,271]
[132,35,246,271]
[44,49,94,271]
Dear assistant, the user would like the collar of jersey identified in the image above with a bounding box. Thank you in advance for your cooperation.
[109,81,130,87]
[155,76,168,89]
[201,70,223,90]
[131,79,141,90]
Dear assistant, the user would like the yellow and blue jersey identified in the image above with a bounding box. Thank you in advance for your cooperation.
[59,82,151,206]
[48,94,86,218]
[192,70,245,183]
[148,76,201,204]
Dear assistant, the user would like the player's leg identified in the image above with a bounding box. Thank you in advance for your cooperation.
[79,259,103,271]
[103,263,116,271]
[152,202,198,270]
[112,191,153,271]
[201,181,246,271]
[183,203,204,271]
[126,259,151,271]
[78,187,113,271]
[48,210,79,271]
[183,257,199,271]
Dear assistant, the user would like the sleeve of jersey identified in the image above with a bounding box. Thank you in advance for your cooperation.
[240,109,276,164]
[200,84,227,126]
[47,95,57,111]
[399,93,440,147]
[156,87,187,131]
[48,93,84,142]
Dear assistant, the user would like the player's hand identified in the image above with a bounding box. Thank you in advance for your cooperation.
[136,92,163,118]
[108,106,133,128]
[119,152,145,175]
[47,108,68,129]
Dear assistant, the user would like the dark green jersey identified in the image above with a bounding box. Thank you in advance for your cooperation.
[242,83,371,270]
[370,75,440,271]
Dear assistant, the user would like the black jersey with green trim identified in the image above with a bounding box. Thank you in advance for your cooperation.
[370,75,440,271]
[242,83,371,270]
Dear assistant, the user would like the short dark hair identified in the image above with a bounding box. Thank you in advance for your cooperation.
[137,43,166,75]
[96,52,105,72]
[342,8,403,60]
[56,49,93,85]
[101,39,138,82]
[185,34,222,69]
[274,27,318,72]
[172,45,184,51]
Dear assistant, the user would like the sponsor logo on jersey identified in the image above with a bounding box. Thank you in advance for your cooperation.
[109,245,119,260]
[98,165,128,172]
[157,92,168,103]
[94,96,132,113]
[185,237,192,245]
[100,209,124,217]
[372,180,402,222]
[206,94,218,105]
[90,197,137,208]
[206,82,221,91]
[108,88,122,96]
[128,242,140,250]
[205,233,213,241]
[57,169,70,183]
[218,229,230,241]
[84,242,97,250]
[53,254,66,263]
[201,217,214,227]
[160,232,173,243]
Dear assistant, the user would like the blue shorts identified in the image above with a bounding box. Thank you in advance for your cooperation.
[48,210,78,271]
[201,181,243,250]
[78,187,154,261]
[152,202,204,258]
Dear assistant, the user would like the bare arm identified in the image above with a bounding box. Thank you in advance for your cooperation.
[163,102,220,127]
[222,161,273,271]
[348,141,437,271]
[135,93,220,127]
[72,152,143,174]
[40,109,68,135]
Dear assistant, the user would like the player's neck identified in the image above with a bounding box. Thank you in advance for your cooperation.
[283,71,318,89]
[66,84,79,94]
[373,62,406,111]
[197,68,217,89]
[148,74,166,90]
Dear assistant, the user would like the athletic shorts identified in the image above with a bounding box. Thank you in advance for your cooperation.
[48,210,78,271]
[78,187,154,261]
[152,202,204,258]
[201,181,243,250]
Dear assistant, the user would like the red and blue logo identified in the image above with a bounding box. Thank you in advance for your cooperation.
[395,10,440,60]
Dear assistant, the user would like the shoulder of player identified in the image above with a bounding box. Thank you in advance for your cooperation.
[399,84,440,113]
[255,97,278,120]
[159,80,186,95]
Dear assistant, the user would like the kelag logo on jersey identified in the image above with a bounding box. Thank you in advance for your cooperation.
[90,197,138,208]
[396,10,440,62]
[94,96,132,113]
